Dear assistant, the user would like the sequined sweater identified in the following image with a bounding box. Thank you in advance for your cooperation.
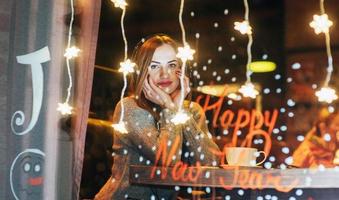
[94,97,220,200]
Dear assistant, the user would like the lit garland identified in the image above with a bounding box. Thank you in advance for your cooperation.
[239,82,259,99]
[111,0,136,133]
[311,0,337,103]
[172,0,195,125]
[235,0,259,99]
[111,0,127,9]
[315,87,338,103]
[234,21,252,35]
[57,0,78,115]
[310,14,332,34]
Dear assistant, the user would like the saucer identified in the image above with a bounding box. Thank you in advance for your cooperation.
[220,164,262,168]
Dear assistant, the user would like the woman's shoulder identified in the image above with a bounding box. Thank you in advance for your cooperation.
[121,96,137,105]
[114,96,139,110]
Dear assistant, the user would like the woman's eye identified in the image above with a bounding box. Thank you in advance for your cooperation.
[169,63,177,68]
[149,64,158,69]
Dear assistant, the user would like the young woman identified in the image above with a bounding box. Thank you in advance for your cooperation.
[95,34,220,200]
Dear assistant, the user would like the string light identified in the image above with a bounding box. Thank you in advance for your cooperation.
[58,0,78,115]
[239,82,259,98]
[234,21,252,35]
[171,111,190,125]
[315,87,338,103]
[111,0,136,133]
[57,103,73,115]
[311,0,337,103]
[64,46,80,59]
[171,0,195,125]
[235,0,258,99]
[111,0,127,9]
[176,45,195,62]
[112,122,128,134]
[309,14,333,34]
[118,59,136,75]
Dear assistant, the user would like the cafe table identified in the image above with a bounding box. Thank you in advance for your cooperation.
[129,165,339,198]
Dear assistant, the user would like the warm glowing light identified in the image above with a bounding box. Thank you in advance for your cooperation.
[111,0,127,9]
[64,46,80,59]
[118,59,136,75]
[239,82,259,98]
[112,122,128,134]
[57,103,73,115]
[309,14,333,34]
[234,21,252,35]
[227,93,242,101]
[171,111,190,125]
[315,87,338,103]
[176,45,195,61]
[249,61,276,72]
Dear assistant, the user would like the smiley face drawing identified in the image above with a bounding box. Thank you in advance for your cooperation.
[10,149,45,200]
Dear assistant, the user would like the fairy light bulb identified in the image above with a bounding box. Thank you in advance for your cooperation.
[176,44,195,61]
[311,0,336,104]
[315,87,338,103]
[119,59,136,75]
[239,82,259,99]
[234,20,252,35]
[64,46,80,59]
[58,0,76,115]
[111,0,127,9]
[235,0,259,97]
[57,102,73,115]
[112,122,128,134]
[111,0,134,133]
[171,111,190,125]
[309,14,333,34]
[170,0,195,126]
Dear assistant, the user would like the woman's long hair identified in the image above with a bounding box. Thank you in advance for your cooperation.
[128,34,182,121]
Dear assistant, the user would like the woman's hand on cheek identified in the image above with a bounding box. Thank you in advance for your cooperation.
[149,78,176,109]
[143,77,175,110]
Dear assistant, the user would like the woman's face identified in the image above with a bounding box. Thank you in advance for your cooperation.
[147,44,180,94]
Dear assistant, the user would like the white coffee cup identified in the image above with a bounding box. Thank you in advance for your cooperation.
[225,147,267,167]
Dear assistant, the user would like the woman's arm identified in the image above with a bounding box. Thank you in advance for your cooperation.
[114,97,183,166]
[181,101,220,166]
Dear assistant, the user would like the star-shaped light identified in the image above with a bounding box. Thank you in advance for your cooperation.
[112,122,128,134]
[309,14,333,34]
[57,102,73,115]
[176,45,195,62]
[64,46,80,59]
[111,0,127,9]
[315,87,338,103]
[171,111,190,125]
[239,82,259,98]
[234,20,252,35]
[118,59,136,75]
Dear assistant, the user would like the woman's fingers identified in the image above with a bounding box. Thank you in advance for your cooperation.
[143,87,162,105]
[143,80,168,107]
[143,77,152,91]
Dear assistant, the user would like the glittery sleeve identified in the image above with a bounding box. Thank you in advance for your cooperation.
[182,101,220,166]
[114,97,183,166]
